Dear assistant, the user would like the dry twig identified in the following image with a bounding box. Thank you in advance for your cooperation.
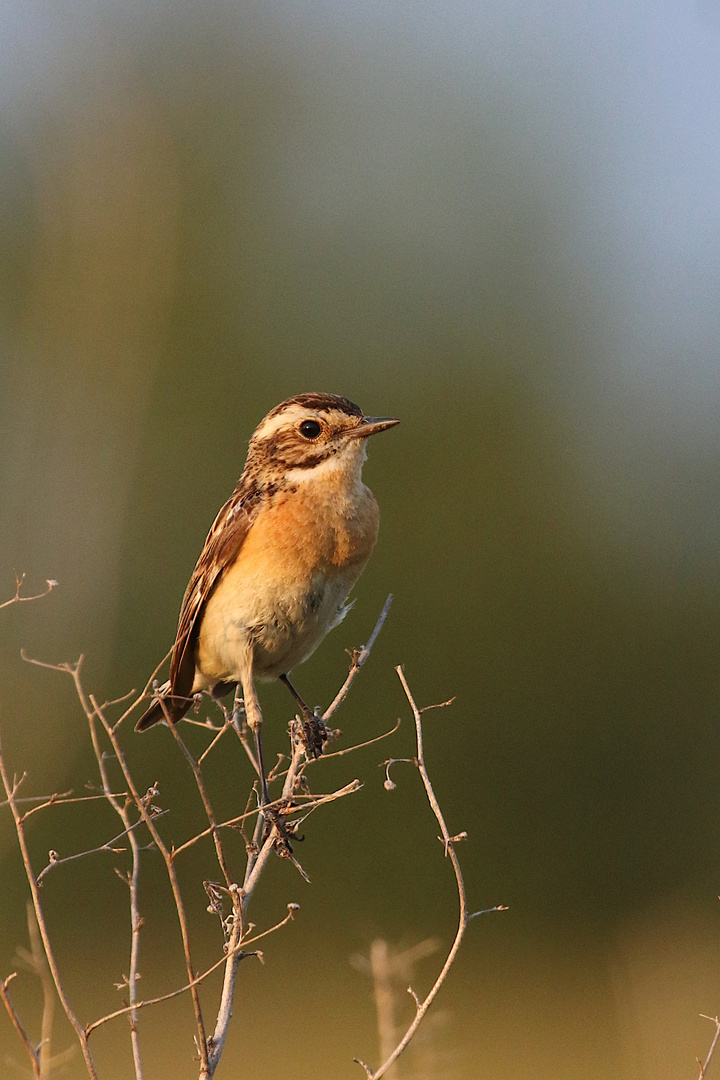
[1,590,395,1080]
[353,666,506,1080]
[352,938,442,1080]
[322,593,393,721]
[0,971,41,1079]
[698,1015,720,1080]
[0,574,58,611]
[0,727,100,1079]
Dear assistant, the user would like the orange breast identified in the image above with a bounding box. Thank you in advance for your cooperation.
[195,474,381,685]
[241,476,380,582]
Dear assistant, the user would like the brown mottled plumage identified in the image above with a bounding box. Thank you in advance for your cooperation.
[135,393,398,739]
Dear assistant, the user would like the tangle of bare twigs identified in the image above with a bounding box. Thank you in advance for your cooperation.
[0,582,495,1079]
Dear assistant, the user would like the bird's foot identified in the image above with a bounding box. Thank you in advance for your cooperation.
[259,799,301,855]
[279,674,339,757]
[300,709,337,758]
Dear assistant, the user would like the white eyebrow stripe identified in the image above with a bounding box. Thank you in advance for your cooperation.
[253,404,317,441]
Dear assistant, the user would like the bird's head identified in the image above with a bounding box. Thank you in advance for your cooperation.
[246,393,399,483]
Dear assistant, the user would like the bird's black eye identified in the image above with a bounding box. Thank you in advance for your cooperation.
[299,419,322,440]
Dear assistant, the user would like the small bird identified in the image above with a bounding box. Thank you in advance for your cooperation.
[135,392,398,785]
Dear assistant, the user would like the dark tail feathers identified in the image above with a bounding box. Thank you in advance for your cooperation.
[135,694,192,732]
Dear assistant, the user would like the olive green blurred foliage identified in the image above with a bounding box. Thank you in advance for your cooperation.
[1,7,720,1080]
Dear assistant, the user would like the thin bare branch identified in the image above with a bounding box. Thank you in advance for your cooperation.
[108,645,176,731]
[0,971,42,1079]
[0,574,58,610]
[197,720,233,764]
[202,730,308,1079]
[278,780,363,839]
[699,1015,720,1080]
[0,789,72,810]
[0,717,100,1079]
[323,594,393,721]
[85,904,297,1036]
[86,692,207,1072]
[370,940,400,1080]
[199,599,394,1077]
[70,670,147,1079]
[19,645,167,735]
[7,792,128,820]
[362,937,440,1079]
[321,717,401,760]
[36,814,159,884]
[354,667,506,1080]
[165,721,233,888]
[20,651,79,674]
[172,779,361,860]
[26,901,56,1080]
[99,688,139,709]
[7,594,393,1080]
[245,718,399,792]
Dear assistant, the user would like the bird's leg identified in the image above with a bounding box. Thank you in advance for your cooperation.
[240,670,271,807]
[241,667,294,852]
[252,726,271,809]
[280,673,329,758]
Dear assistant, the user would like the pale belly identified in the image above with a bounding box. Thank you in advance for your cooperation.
[195,562,361,687]
[193,468,379,693]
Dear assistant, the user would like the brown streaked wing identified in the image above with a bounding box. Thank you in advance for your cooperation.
[168,492,253,701]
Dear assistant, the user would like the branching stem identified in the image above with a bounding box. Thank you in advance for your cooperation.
[354,667,505,1080]
[0,720,100,1080]
[0,972,42,1079]
[3,593,396,1080]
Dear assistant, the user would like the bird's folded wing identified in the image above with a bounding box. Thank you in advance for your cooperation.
[135,490,256,731]
[169,493,254,701]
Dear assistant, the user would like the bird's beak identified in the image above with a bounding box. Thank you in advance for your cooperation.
[349,416,401,439]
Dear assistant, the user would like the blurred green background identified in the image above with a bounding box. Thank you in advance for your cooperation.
[2,2,720,1077]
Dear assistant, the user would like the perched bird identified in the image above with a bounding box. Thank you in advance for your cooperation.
[135,392,398,786]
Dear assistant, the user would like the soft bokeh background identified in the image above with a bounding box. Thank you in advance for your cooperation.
[2,1,720,1077]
